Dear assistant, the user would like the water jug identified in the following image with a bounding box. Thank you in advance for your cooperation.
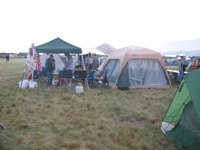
[76,83,84,93]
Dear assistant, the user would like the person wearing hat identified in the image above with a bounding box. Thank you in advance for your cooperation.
[45,54,55,85]
[178,55,188,83]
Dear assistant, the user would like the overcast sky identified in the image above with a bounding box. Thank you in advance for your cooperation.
[0,0,200,53]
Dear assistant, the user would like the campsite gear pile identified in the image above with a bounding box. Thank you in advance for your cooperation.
[161,68,200,150]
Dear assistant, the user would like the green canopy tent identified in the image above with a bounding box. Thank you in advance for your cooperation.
[35,37,85,69]
[35,37,82,54]
[161,69,200,150]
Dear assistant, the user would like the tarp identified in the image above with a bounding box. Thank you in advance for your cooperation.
[95,43,116,55]
[100,46,171,89]
[35,37,82,54]
[83,43,116,55]
[156,39,200,56]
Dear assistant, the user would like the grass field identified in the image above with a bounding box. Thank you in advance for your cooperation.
[0,58,179,150]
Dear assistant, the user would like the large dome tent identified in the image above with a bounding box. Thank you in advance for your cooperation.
[100,46,171,89]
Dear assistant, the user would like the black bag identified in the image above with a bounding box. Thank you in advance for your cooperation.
[117,86,129,90]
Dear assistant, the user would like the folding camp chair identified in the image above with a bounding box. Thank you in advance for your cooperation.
[58,70,73,87]
[33,67,47,86]
[74,70,89,89]
[33,67,47,79]
[87,70,96,85]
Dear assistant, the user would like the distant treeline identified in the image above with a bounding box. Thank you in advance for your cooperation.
[0,52,27,58]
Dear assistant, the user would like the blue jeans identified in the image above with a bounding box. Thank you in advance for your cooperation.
[46,72,53,85]
[178,71,184,83]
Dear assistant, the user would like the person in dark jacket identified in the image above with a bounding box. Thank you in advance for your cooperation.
[45,54,55,85]
[178,56,188,83]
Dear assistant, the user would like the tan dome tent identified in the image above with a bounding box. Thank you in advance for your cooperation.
[101,46,171,89]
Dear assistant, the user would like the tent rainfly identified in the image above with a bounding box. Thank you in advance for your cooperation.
[161,68,200,150]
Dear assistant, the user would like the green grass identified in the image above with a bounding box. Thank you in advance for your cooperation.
[166,65,178,70]
[0,58,178,150]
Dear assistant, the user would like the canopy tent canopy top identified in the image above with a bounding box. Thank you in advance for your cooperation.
[35,37,82,54]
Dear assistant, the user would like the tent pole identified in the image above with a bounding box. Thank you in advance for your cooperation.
[163,100,187,131]
[81,54,85,70]
[20,64,27,89]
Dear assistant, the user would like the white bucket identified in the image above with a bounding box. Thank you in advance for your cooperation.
[76,83,84,93]
[29,81,38,88]
[19,80,29,89]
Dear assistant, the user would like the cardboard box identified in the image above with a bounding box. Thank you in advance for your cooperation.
[198,59,200,66]
[190,65,196,72]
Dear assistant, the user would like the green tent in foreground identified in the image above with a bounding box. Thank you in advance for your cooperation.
[161,68,200,150]
[35,37,82,54]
